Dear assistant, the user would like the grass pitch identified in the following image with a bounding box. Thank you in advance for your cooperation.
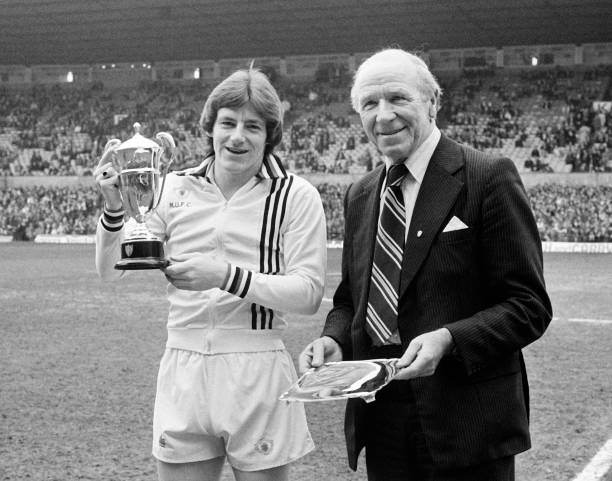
[0,244,611,480]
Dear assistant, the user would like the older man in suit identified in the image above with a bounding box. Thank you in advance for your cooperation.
[299,48,552,481]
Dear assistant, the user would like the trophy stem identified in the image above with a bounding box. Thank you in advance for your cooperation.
[124,219,157,240]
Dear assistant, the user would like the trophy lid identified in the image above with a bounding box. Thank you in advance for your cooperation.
[116,123,162,151]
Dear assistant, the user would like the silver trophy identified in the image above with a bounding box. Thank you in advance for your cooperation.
[109,123,175,270]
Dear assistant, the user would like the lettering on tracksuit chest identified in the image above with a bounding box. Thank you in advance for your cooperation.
[168,200,192,208]
[168,187,192,208]
[164,188,215,250]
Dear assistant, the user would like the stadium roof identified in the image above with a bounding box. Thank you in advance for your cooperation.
[1,0,611,66]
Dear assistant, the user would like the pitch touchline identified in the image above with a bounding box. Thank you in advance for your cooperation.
[553,317,612,324]
[571,439,612,481]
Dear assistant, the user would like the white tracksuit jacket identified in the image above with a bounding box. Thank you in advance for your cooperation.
[96,154,327,354]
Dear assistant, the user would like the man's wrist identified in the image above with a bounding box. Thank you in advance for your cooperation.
[101,204,124,232]
[440,328,456,355]
[104,201,123,212]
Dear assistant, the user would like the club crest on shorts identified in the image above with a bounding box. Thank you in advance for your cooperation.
[255,438,273,455]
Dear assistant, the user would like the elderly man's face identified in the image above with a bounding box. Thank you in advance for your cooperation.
[354,58,435,163]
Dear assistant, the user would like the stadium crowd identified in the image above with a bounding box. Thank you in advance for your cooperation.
[1,64,611,243]
[1,182,611,243]
[529,183,612,242]
[1,64,611,177]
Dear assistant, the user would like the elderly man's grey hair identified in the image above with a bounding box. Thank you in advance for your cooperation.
[350,48,443,114]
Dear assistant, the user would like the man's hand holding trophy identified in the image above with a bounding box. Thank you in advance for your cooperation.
[94,122,175,270]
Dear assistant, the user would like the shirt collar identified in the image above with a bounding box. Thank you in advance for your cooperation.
[183,153,289,181]
[384,126,441,185]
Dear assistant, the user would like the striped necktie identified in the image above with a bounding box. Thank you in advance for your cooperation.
[366,163,408,346]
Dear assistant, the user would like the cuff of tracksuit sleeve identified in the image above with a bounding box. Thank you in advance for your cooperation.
[100,205,124,232]
[222,264,253,298]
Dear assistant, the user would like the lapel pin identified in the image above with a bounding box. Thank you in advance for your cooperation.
[417,230,423,238]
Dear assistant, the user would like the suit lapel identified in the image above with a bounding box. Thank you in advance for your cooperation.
[399,136,464,300]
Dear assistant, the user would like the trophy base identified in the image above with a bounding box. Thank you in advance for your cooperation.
[115,258,169,270]
[114,239,168,270]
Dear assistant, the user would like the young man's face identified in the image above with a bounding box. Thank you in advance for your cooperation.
[354,58,435,163]
[211,102,267,179]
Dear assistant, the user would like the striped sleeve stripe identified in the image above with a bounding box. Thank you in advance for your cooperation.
[250,174,293,329]
[265,178,284,273]
[274,176,293,270]
[260,176,294,275]
[259,179,275,272]
[100,206,124,232]
[224,264,252,298]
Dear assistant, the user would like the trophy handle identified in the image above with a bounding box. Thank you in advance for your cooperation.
[103,138,122,154]
[155,132,176,168]
[153,132,176,212]
[103,138,122,173]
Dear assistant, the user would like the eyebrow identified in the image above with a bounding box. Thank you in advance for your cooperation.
[216,113,265,125]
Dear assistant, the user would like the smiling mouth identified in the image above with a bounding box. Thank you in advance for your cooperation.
[377,126,406,136]
[226,146,248,154]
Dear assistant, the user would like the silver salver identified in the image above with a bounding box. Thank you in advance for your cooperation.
[280,359,399,403]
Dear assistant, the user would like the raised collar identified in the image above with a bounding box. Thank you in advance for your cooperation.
[180,153,289,181]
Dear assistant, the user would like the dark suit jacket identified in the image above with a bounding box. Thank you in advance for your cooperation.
[322,135,552,470]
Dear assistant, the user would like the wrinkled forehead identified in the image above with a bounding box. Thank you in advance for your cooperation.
[353,58,421,98]
[357,82,417,102]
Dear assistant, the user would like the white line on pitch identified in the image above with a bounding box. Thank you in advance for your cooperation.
[568,318,612,324]
[571,439,612,481]
[552,317,612,324]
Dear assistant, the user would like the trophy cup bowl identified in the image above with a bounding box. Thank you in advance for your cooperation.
[110,123,174,270]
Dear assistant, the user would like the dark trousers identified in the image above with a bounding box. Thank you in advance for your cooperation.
[364,347,515,481]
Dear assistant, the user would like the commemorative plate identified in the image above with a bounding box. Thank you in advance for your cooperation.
[280,359,399,403]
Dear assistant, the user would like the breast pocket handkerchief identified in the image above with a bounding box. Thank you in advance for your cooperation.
[442,216,469,232]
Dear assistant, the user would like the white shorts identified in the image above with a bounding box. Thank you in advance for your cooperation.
[152,347,314,471]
